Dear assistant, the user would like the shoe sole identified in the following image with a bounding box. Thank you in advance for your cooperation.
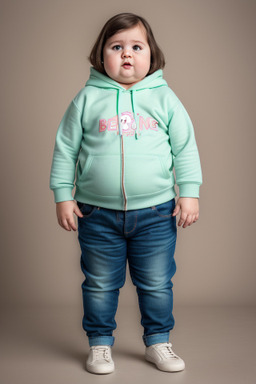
[86,363,115,375]
[145,354,185,372]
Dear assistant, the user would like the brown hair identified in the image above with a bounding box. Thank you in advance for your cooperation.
[89,13,165,76]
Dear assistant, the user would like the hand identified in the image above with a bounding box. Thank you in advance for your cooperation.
[56,200,83,231]
[172,197,199,228]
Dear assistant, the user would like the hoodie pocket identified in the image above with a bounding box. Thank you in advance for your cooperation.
[76,154,122,197]
[124,155,172,196]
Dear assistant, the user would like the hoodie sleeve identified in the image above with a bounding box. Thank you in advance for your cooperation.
[168,102,203,198]
[49,99,83,203]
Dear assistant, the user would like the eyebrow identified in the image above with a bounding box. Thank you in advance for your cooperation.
[108,40,146,45]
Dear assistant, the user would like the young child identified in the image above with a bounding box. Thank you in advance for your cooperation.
[49,12,202,375]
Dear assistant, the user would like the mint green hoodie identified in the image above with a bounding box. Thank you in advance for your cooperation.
[49,67,202,210]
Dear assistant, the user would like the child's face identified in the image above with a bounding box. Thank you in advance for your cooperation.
[103,23,151,89]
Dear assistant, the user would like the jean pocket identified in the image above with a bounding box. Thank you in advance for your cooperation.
[76,201,98,218]
[151,199,175,218]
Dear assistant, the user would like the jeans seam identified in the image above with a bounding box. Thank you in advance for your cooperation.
[124,211,137,234]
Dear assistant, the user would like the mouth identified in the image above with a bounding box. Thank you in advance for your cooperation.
[122,62,132,69]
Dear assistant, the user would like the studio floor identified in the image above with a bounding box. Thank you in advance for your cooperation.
[0,305,255,384]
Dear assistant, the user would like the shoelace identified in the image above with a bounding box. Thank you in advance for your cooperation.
[158,343,179,360]
[92,346,111,362]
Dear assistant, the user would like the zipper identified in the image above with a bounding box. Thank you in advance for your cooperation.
[121,135,127,211]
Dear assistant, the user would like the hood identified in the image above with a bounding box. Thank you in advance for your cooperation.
[85,67,168,139]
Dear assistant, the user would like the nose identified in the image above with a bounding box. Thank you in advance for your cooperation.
[122,47,132,58]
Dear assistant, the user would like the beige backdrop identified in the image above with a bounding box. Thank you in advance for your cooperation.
[0,0,255,310]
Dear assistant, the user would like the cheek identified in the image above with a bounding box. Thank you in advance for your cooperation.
[106,58,116,69]
[137,55,151,73]
[104,56,118,75]
[137,49,151,66]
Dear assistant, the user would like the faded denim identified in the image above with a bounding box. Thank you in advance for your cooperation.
[77,198,177,347]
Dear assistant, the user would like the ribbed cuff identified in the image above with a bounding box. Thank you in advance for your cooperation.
[53,188,74,203]
[178,183,200,198]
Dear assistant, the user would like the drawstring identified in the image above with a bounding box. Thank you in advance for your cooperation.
[116,89,140,140]
[117,89,122,137]
[131,90,139,140]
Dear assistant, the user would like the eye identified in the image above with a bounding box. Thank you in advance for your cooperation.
[112,45,122,51]
[133,45,142,51]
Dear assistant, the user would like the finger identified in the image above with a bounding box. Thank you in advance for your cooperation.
[183,214,193,228]
[189,215,196,225]
[67,218,77,231]
[58,218,65,229]
[62,218,71,231]
[178,214,186,227]
[74,206,83,218]
[172,204,180,217]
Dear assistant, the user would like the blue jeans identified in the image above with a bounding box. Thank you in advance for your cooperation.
[77,199,177,347]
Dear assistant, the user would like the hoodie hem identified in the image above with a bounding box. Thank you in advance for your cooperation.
[74,186,177,211]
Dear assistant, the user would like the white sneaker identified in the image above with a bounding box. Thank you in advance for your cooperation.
[145,342,185,372]
[86,345,115,374]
